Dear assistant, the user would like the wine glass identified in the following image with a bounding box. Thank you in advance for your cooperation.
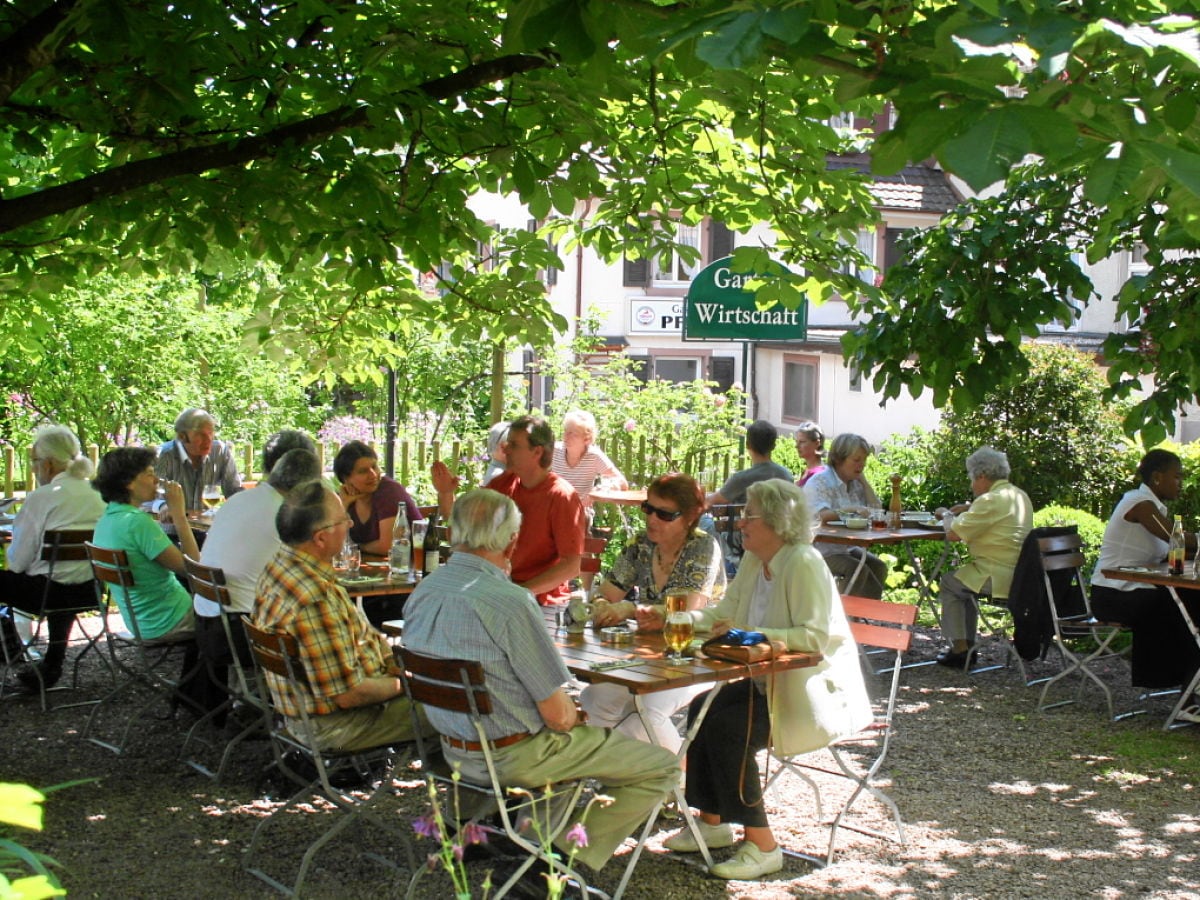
[201,483,221,514]
[663,588,693,665]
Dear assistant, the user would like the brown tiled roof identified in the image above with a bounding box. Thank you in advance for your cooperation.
[828,157,963,213]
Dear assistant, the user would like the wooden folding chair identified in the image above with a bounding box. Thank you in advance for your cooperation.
[1036,533,1136,720]
[767,595,915,864]
[82,542,202,754]
[179,558,268,781]
[241,620,415,897]
[0,528,106,711]
[396,646,593,900]
[580,534,608,576]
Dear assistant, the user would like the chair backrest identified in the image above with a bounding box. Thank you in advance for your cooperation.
[580,535,608,575]
[396,647,492,716]
[841,595,916,654]
[86,542,156,644]
[41,528,94,566]
[185,557,232,611]
[1037,532,1090,621]
[242,619,305,684]
[85,542,136,589]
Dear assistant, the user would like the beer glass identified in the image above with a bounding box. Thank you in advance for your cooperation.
[663,588,693,664]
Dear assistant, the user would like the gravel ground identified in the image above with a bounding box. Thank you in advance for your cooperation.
[4,617,1199,899]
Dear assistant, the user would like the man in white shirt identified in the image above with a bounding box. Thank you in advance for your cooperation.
[1,426,105,690]
[191,431,319,717]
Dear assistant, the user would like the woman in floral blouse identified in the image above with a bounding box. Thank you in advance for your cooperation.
[580,472,725,751]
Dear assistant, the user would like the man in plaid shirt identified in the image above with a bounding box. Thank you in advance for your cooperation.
[254,480,423,751]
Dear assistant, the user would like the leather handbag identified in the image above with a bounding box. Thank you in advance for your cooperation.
[700,628,776,664]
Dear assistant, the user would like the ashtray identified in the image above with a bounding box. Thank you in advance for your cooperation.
[600,626,634,646]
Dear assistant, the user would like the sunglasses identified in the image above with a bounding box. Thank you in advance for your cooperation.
[641,500,683,522]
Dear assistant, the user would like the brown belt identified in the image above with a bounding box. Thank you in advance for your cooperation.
[441,731,531,752]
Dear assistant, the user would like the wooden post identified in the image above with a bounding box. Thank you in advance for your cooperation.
[491,343,505,425]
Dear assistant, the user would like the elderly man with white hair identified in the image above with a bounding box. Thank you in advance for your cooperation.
[402,488,678,880]
[1,425,106,690]
[154,408,243,512]
[934,447,1034,668]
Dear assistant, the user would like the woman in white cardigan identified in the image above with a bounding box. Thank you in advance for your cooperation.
[663,479,872,880]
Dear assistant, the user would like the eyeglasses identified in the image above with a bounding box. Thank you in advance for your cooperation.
[640,500,683,522]
[316,515,352,533]
[739,513,763,522]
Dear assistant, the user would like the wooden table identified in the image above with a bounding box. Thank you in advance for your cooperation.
[545,608,822,890]
[1101,565,1200,730]
[814,521,951,614]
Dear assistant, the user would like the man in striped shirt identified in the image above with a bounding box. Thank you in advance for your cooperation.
[154,408,244,512]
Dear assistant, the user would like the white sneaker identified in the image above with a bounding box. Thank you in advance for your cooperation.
[709,841,784,880]
[662,820,734,853]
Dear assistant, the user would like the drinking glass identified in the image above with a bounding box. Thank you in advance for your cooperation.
[663,588,693,664]
[343,541,361,578]
[870,508,888,530]
[410,521,428,578]
[201,483,221,513]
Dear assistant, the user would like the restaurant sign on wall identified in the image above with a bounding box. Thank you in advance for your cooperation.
[683,256,807,342]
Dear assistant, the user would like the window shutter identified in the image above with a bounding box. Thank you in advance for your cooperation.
[710,357,736,392]
[709,221,735,261]
[623,255,648,286]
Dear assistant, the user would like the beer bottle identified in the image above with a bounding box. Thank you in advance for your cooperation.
[1169,515,1185,576]
[423,510,441,576]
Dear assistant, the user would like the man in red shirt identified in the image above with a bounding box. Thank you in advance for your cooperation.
[434,416,584,604]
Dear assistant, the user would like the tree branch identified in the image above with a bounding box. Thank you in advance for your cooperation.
[0,50,551,235]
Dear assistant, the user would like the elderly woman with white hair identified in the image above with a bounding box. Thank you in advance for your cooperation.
[804,432,889,598]
[1,425,105,690]
[663,479,872,881]
[551,409,627,510]
[933,446,1033,668]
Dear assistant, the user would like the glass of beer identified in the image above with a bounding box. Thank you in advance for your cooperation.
[410,521,427,578]
[664,593,694,665]
[201,483,221,513]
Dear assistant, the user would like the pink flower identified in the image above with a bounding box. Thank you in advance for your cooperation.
[623,419,637,432]
[713,395,727,408]
[412,814,439,839]
[459,821,490,845]
[452,843,465,861]
[565,823,589,848]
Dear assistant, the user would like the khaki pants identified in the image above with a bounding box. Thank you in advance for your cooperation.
[446,726,678,871]
[300,698,431,753]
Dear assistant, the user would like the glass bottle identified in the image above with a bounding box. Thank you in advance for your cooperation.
[888,473,902,530]
[389,507,410,581]
[423,510,441,575]
[1168,514,1185,576]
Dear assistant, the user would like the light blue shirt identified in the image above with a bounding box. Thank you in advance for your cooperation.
[402,552,569,741]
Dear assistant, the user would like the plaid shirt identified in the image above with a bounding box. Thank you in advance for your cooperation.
[253,544,392,717]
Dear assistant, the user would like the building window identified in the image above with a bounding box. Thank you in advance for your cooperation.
[652,221,702,285]
[840,228,877,284]
[655,357,702,384]
[1130,243,1150,275]
[625,219,734,290]
[848,362,863,393]
[782,356,819,422]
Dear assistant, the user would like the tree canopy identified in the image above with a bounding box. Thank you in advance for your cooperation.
[3,1,1199,431]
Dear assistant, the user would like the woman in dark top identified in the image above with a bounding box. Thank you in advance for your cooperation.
[333,441,422,555]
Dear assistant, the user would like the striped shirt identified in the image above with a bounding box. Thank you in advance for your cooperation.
[551,443,622,509]
[155,439,243,510]
[253,545,393,717]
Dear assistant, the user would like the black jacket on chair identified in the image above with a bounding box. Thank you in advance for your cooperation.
[1009,525,1087,661]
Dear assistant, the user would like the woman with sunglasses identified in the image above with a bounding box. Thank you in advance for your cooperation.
[580,473,725,751]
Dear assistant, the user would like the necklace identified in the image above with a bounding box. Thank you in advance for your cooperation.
[654,541,683,572]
